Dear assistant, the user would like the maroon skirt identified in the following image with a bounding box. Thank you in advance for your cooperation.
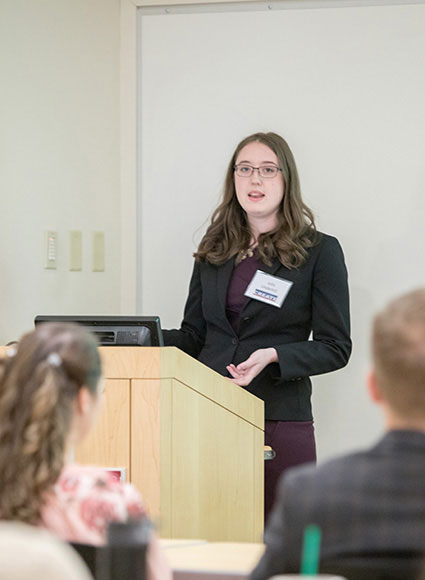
[264,420,316,525]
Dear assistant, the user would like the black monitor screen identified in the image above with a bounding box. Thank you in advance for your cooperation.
[34,315,164,347]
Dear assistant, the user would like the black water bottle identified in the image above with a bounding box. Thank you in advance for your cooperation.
[97,517,151,580]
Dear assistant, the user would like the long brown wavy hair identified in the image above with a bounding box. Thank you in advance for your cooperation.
[0,323,101,524]
[194,132,318,268]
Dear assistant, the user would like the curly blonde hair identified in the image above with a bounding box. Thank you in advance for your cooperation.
[0,323,101,524]
[194,132,318,268]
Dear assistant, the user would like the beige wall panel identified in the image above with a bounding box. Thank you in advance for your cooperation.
[131,377,173,537]
[253,428,265,542]
[131,378,161,517]
[171,379,262,542]
[99,346,263,429]
[161,349,263,429]
[170,379,201,537]
[100,346,161,379]
[161,541,265,574]
[159,379,173,537]
[75,379,130,472]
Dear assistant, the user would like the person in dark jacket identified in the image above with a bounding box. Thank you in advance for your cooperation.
[163,131,351,521]
[251,288,425,578]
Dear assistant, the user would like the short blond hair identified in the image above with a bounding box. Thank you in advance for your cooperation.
[372,288,425,418]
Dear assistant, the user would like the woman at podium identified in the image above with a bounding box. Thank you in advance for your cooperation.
[163,131,351,521]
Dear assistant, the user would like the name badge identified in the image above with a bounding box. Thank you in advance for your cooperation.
[244,270,293,308]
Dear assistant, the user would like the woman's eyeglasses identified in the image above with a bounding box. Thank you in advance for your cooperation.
[234,164,282,179]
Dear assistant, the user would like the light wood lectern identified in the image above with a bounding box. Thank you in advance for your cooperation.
[75,346,264,542]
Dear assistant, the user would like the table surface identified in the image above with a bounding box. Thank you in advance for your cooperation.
[160,541,265,573]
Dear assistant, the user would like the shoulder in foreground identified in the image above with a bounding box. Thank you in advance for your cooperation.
[281,447,370,490]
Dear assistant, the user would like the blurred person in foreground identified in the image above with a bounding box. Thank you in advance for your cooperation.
[251,288,425,578]
[0,322,170,580]
[0,521,92,580]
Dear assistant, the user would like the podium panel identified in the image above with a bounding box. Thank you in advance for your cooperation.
[169,378,261,541]
[76,379,130,472]
[0,345,264,541]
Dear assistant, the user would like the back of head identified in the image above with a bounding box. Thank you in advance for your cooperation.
[0,322,101,524]
[0,522,92,580]
[372,288,425,421]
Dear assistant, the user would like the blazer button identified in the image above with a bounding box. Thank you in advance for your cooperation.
[232,338,238,345]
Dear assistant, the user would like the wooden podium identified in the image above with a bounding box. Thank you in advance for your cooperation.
[75,346,264,542]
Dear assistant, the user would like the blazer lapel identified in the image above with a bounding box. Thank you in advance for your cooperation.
[216,257,236,318]
[259,256,283,277]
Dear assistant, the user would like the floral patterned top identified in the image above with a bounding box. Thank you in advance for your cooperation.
[40,464,171,580]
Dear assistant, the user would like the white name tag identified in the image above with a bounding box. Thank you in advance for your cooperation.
[244,270,293,308]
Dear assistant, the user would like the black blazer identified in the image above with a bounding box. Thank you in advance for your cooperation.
[163,233,351,421]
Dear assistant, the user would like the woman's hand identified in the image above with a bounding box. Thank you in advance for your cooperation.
[226,348,278,387]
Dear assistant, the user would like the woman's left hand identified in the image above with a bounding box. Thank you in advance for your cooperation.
[226,348,278,387]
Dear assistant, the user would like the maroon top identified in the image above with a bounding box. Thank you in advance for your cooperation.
[226,252,262,333]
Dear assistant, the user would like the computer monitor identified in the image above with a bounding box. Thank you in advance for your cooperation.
[34,315,164,347]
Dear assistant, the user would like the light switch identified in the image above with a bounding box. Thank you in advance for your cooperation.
[44,230,57,269]
[92,231,105,272]
[69,230,82,271]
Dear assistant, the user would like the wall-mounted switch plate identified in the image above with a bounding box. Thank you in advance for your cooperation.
[69,230,82,271]
[92,231,105,272]
[44,230,57,269]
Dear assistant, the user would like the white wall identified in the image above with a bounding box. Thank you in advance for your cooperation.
[1,0,424,464]
[0,0,121,344]
[137,2,425,461]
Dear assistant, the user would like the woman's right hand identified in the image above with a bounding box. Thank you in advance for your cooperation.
[226,348,278,387]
